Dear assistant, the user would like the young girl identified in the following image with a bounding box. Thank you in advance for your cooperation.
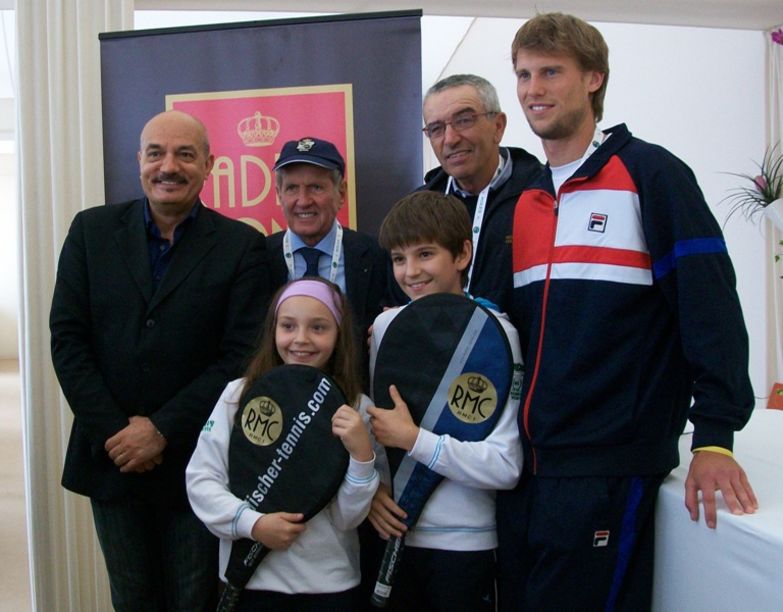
[186,278,380,612]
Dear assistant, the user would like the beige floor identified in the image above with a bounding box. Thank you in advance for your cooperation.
[0,359,33,610]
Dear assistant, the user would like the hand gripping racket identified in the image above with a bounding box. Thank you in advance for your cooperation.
[370,293,513,607]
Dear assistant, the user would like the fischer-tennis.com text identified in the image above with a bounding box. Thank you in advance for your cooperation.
[246,377,332,508]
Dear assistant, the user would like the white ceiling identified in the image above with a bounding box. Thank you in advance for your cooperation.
[0,0,780,29]
[128,0,783,31]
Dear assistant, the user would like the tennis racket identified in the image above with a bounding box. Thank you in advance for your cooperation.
[370,293,514,607]
[217,364,350,612]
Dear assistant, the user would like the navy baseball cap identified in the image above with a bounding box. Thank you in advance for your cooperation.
[273,137,345,176]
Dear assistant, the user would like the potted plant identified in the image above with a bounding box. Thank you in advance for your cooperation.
[722,144,783,230]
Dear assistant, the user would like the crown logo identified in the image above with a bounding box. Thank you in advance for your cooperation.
[296,138,315,152]
[257,397,277,416]
[467,375,489,393]
[237,111,280,147]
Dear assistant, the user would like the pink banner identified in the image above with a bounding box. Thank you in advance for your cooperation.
[169,85,356,235]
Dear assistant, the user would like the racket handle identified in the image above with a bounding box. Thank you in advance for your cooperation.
[370,535,406,608]
[216,583,242,612]
[219,539,269,611]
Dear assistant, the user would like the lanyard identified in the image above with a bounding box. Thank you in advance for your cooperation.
[445,176,489,291]
[584,124,606,163]
[282,222,343,284]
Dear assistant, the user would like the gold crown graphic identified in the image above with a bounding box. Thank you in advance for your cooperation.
[257,398,276,416]
[467,375,489,393]
[237,111,280,147]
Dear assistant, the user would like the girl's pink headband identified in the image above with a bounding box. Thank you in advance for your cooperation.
[274,280,342,326]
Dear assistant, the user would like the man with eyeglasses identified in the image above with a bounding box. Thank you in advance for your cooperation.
[357,75,540,609]
[419,74,541,312]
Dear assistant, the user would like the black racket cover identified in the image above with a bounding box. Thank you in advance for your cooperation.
[220,364,349,607]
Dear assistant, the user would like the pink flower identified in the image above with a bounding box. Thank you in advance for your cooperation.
[721,145,783,223]
[773,29,783,46]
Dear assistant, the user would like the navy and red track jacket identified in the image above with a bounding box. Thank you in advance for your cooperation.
[509,124,753,477]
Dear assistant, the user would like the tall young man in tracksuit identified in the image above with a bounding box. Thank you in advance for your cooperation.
[497,13,758,612]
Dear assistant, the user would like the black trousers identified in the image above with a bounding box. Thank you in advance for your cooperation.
[235,586,360,611]
[496,473,666,612]
[386,546,496,612]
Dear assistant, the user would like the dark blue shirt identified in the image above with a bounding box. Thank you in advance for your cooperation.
[143,199,200,290]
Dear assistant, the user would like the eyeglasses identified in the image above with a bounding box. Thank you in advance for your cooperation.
[422,111,497,140]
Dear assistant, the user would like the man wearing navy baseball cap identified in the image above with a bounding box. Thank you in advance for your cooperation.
[274,136,346,176]
[267,137,390,364]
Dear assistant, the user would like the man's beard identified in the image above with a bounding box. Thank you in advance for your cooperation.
[526,104,591,141]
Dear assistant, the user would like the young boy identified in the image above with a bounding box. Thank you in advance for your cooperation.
[366,191,524,612]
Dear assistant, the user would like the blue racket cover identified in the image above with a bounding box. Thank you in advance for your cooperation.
[372,293,513,527]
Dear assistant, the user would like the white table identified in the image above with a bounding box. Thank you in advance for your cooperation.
[653,409,783,612]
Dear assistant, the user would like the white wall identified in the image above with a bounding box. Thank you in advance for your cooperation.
[429,18,768,399]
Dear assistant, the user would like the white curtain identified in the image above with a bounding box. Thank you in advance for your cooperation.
[765,28,783,392]
[16,1,133,609]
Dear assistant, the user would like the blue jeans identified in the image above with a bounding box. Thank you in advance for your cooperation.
[91,498,218,612]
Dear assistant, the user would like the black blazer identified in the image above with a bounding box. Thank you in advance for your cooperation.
[51,199,270,507]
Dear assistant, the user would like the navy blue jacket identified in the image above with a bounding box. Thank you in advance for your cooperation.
[510,124,753,477]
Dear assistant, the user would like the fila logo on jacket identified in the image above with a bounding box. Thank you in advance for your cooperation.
[513,155,652,290]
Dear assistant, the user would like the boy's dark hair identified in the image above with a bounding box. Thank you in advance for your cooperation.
[379,191,472,286]
[511,12,609,122]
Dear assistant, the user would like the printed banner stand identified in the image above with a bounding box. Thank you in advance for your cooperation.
[99,10,423,236]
